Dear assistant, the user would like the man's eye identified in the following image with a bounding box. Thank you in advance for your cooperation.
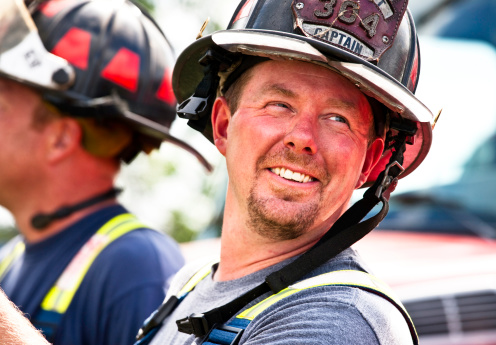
[273,102,289,109]
[329,115,348,124]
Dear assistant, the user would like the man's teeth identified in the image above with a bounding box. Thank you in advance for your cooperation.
[271,167,313,183]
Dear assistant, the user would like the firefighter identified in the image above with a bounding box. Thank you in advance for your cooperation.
[0,0,209,344]
[136,0,433,344]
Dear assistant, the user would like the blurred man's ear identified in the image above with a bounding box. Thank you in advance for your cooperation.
[45,117,83,164]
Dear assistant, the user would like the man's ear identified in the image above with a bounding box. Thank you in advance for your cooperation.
[211,96,231,156]
[45,117,83,164]
[355,137,385,188]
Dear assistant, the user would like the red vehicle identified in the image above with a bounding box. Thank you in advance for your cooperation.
[355,231,496,345]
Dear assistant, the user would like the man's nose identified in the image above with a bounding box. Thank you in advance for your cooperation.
[283,115,318,155]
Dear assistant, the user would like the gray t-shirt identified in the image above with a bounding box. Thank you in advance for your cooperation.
[150,247,413,345]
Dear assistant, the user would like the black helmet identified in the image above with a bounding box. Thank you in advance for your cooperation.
[0,0,210,169]
[174,0,433,185]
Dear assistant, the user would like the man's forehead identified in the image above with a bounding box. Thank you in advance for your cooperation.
[259,82,361,110]
[249,61,370,108]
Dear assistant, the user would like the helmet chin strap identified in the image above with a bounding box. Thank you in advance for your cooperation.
[30,188,122,231]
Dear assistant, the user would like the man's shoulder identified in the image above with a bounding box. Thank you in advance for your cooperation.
[234,248,412,344]
[241,280,412,344]
[87,208,183,262]
[82,211,185,286]
[94,227,184,274]
[166,258,218,296]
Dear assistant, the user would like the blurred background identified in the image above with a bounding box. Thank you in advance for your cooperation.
[1,0,495,245]
[1,0,496,344]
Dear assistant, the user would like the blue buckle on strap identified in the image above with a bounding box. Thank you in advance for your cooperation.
[203,323,246,345]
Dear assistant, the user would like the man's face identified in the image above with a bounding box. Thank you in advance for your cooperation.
[213,60,384,241]
[0,78,47,208]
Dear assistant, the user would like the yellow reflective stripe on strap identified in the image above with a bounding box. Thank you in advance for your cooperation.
[41,213,145,314]
[237,270,409,321]
[0,241,25,281]
[178,261,216,297]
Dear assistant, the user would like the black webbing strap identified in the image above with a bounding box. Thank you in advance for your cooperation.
[266,195,388,293]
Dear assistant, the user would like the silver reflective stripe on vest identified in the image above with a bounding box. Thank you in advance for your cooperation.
[41,213,146,313]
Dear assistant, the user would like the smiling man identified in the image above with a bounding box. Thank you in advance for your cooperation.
[132,0,434,344]
[0,0,214,344]
[0,0,434,344]
[213,60,385,281]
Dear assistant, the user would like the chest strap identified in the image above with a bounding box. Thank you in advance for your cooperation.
[31,213,146,341]
[201,270,417,345]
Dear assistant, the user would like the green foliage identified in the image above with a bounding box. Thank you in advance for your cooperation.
[0,226,17,246]
[133,0,155,14]
[167,210,198,243]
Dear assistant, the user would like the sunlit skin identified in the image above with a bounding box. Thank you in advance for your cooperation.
[212,60,384,281]
[0,78,119,243]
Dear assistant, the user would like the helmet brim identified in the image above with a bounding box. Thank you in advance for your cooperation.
[173,29,433,186]
[121,110,213,172]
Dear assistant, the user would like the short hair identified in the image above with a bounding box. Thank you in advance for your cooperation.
[224,66,255,115]
[31,101,60,131]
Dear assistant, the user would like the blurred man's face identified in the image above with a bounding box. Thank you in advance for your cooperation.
[0,78,49,209]
[214,60,384,241]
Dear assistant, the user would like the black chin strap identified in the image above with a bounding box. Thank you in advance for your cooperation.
[31,188,121,230]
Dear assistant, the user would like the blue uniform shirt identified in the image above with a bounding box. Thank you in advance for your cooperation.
[0,204,184,345]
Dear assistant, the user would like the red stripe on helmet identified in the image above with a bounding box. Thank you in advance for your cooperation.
[156,69,176,105]
[51,27,91,70]
[101,48,140,92]
[233,0,256,23]
[410,51,419,89]
[39,0,79,17]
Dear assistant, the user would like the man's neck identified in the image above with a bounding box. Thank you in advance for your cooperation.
[214,206,332,282]
[215,233,318,282]
[213,185,351,282]
[11,186,117,244]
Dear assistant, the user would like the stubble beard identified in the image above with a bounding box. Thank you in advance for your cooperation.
[247,189,321,241]
[246,149,327,241]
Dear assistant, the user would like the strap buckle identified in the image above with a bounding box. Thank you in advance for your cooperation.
[176,313,211,337]
[204,324,245,345]
[177,48,236,123]
[177,94,214,121]
[375,161,404,199]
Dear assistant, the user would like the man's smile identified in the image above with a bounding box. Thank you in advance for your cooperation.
[269,167,315,183]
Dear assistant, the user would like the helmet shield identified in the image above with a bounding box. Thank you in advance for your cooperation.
[0,0,74,90]
[174,0,433,185]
